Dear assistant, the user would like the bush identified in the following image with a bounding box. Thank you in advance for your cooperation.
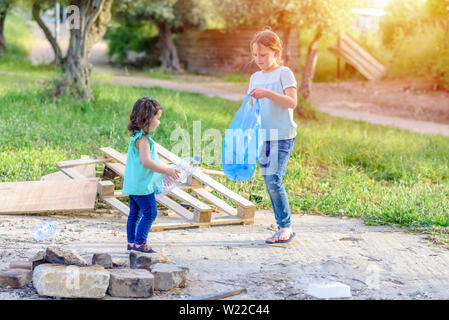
[104,22,160,67]
[383,23,449,88]
[2,10,31,58]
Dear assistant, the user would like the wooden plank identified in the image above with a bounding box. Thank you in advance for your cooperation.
[193,170,255,208]
[237,206,255,220]
[210,216,248,226]
[104,162,189,190]
[150,220,205,232]
[155,194,195,220]
[56,157,107,169]
[103,197,129,216]
[338,41,384,79]
[0,180,97,214]
[74,155,97,178]
[154,142,255,209]
[58,167,99,181]
[342,33,386,75]
[200,169,226,177]
[100,147,126,165]
[191,188,238,216]
[40,171,72,181]
[329,45,377,81]
[108,190,195,220]
[150,217,247,232]
[97,180,114,198]
[169,187,213,212]
[105,162,125,177]
[101,147,171,167]
[328,34,387,82]
[114,190,126,198]
[43,155,99,181]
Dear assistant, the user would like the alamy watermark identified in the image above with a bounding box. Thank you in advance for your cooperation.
[168,121,280,174]
[66,5,80,30]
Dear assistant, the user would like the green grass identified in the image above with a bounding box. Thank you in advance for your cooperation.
[220,72,249,84]
[0,10,58,77]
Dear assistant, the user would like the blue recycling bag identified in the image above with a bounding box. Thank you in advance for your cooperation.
[222,94,263,181]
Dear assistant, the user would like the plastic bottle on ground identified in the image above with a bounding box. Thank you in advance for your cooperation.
[161,156,200,195]
[32,221,56,241]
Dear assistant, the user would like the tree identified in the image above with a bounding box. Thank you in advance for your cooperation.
[114,0,205,72]
[0,0,13,55]
[55,0,114,101]
[427,0,449,22]
[31,0,64,66]
[297,0,356,103]
[214,0,357,117]
[214,0,302,66]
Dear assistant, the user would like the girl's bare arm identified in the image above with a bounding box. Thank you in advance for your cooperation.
[137,137,168,174]
[250,87,297,109]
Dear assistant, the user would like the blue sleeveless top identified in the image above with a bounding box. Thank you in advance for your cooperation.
[122,130,163,195]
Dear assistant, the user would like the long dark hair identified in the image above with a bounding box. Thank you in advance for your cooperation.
[127,97,162,135]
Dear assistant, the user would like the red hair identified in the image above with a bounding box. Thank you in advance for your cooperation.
[250,27,284,65]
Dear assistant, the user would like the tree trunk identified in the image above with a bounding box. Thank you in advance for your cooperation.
[0,1,10,55]
[55,0,113,101]
[282,28,291,66]
[298,28,321,116]
[32,2,64,66]
[157,21,183,73]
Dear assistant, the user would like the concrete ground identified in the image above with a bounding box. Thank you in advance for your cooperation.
[1,210,449,300]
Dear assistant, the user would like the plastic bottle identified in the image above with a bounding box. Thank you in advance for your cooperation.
[161,156,200,195]
[32,221,56,241]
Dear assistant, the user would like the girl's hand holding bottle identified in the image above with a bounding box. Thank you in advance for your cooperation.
[165,167,181,180]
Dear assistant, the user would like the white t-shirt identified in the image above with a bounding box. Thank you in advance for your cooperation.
[247,66,298,141]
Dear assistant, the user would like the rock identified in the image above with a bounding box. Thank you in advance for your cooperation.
[112,258,129,269]
[45,246,88,266]
[33,264,110,299]
[150,263,189,291]
[107,268,154,298]
[0,269,33,289]
[306,282,352,299]
[9,261,32,271]
[129,251,167,270]
[92,253,113,269]
[29,251,46,270]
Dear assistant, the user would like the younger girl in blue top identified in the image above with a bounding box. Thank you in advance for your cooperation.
[248,28,298,244]
[122,97,180,253]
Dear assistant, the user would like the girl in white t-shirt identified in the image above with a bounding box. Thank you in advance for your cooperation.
[248,28,298,244]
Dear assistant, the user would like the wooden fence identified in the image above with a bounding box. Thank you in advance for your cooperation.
[177,28,300,75]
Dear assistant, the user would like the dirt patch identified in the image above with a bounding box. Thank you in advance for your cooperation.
[1,210,449,300]
[311,79,449,125]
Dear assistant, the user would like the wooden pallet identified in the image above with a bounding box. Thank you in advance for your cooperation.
[328,33,386,81]
[99,145,256,231]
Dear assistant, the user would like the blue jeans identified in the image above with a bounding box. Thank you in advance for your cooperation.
[259,138,295,229]
[127,193,158,245]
